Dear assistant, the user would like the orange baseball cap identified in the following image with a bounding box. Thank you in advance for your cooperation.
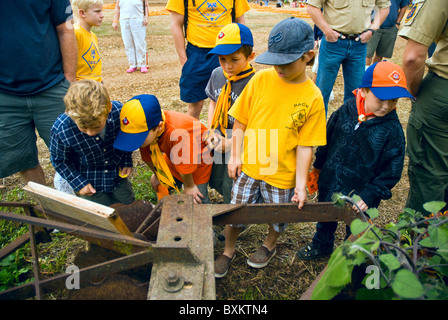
[360,61,414,100]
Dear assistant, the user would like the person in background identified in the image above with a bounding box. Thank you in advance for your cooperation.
[165,0,250,119]
[399,0,448,215]
[113,0,149,73]
[0,1,77,185]
[306,0,390,114]
[366,0,409,66]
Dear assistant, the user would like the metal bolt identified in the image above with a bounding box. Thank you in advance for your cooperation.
[164,272,184,293]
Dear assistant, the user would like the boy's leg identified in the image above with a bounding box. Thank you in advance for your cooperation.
[246,182,294,268]
[82,192,114,207]
[296,221,336,260]
[215,172,260,277]
[111,178,136,205]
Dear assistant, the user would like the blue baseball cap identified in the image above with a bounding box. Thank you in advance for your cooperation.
[255,17,314,65]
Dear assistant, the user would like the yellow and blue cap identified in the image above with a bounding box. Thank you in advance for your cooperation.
[207,23,254,57]
[114,94,162,152]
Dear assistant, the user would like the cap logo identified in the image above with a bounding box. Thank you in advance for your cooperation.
[269,31,283,46]
[218,31,225,39]
[389,70,401,84]
[122,116,130,126]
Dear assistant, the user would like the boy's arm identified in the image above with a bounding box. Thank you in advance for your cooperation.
[50,132,90,192]
[207,99,216,128]
[358,132,406,208]
[178,172,204,204]
[293,146,313,209]
[228,119,246,179]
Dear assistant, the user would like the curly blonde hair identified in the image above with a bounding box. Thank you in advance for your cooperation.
[64,79,111,129]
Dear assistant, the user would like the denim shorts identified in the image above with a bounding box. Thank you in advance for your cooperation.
[179,43,220,103]
[0,78,70,178]
[230,172,295,233]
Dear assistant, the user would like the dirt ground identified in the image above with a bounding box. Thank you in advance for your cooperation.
[1,2,413,300]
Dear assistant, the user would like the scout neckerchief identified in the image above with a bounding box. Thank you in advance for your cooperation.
[149,111,179,192]
[353,89,375,130]
[209,63,255,137]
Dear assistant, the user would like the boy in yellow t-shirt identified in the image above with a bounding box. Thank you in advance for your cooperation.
[214,18,326,278]
[71,0,104,82]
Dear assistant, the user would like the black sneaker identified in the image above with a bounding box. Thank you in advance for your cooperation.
[296,243,332,261]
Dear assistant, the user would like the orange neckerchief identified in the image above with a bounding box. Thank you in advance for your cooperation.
[209,63,255,137]
[353,89,375,126]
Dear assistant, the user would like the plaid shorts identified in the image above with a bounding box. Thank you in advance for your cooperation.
[230,172,295,232]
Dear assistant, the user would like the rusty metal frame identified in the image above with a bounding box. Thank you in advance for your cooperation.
[0,195,356,300]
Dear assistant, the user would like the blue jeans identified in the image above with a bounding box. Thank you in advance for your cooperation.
[316,35,367,114]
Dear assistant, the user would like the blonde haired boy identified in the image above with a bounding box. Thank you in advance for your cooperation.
[50,80,135,206]
[71,0,104,82]
[214,18,327,278]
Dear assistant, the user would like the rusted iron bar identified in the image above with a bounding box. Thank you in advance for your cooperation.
[211,202,356,226]
[0,250,153,300]
[0,210,151,248]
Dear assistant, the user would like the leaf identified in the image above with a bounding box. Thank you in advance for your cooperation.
[392,269,424,299]
[366,207,379,220]
[423,201,446,215]
[379,254,401,271]
[428,225,448,248]
[350,219,370,236]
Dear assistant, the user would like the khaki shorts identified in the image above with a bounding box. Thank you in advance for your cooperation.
[0,79,70,178]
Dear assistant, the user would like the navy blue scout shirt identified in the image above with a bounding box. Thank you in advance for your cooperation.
[50,101,133,193]
[0,0,72,95]
[314,98,405,208]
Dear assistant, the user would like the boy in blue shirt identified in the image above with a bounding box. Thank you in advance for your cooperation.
[50,80,135,206]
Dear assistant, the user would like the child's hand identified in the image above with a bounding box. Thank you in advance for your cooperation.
[119,167,132,178]
[183,184,204,204]
[150,174,160,191]
[353,199,368,213]
[292,187,307,209]
[228,157,242,180]
[79,183,96,196]
[205,131,221,150]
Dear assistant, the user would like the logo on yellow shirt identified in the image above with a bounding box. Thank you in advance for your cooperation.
[82,43,101,70]
[197,0,227,21]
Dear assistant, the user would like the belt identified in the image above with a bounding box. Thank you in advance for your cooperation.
[337,29,375,40]
[338,32,361,40]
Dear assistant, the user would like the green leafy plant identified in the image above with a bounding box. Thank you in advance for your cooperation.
[0,251,32,291]
[312,194,448,300]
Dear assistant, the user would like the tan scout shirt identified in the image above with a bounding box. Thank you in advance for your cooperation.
[307,0,391,34]
[399,0,448,80]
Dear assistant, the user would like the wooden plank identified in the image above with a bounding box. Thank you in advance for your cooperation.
[23,182,132,236]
